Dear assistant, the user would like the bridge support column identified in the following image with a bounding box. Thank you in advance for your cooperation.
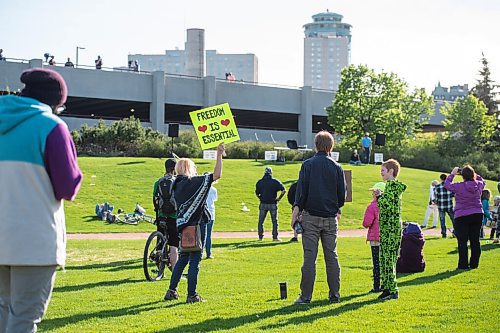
[203,76,216,108]
[150,71,165,132]
[300,86,313,148]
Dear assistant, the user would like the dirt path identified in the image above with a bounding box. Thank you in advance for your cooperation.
[68,227,443,240]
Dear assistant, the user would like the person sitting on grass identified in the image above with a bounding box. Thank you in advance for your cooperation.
[396,223,425,273]
[163,143,224,303]
[373,159,407,301]
[349,149,362,166]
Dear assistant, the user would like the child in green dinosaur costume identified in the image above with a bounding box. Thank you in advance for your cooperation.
[374,159,407,300]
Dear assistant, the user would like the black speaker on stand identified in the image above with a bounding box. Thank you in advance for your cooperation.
[167,124,179,155]
[375,134,386,146]
[374,134,386,164]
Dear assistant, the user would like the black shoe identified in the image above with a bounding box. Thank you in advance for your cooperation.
[290,237,298,242]
[377,289,391,299]
[186,293,206,303]
[329,296,341,303]
[381,292,399,300]
[164,289,179,301]
[369,288,382,293]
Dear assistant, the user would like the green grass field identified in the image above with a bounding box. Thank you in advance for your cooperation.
[39,237,499,332]
[67,157,499,233]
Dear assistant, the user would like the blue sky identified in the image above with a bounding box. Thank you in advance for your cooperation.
[1,0,499,92]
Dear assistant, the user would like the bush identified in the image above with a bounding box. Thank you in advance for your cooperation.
[72,119,499,179]
[340,133,499,179]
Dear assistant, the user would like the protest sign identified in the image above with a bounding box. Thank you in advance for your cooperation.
[189,103,240,149]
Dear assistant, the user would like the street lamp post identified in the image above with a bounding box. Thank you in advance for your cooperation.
[76,46,85,68]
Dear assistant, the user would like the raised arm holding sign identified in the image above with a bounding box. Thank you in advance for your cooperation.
[189,103,240,149]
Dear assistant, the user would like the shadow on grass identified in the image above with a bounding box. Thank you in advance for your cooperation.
[214,240,289,249]
[117,161,146,166]
[53,277,143,293]
[68,259,141,272]
[398,269,464,287]
[40,300,180,331]
[447,243,498,254]
[157,292,370,333]
[82,215,101,222]
[259,298,379,331]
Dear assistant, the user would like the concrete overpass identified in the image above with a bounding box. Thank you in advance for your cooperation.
[0,59,444,148]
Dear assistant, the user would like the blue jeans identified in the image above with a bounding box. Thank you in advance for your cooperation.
[363,147,371,164]
[169,223,207,296]
[439,208,455,237]
[258,203,278,239]
[205,220,214,257]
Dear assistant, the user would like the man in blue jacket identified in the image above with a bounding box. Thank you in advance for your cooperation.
[293,131,346,304]
[255,167,286,241]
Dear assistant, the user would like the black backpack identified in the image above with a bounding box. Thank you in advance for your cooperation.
[153,175,176,215]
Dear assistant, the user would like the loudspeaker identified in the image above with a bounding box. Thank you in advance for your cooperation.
[168,123,179,138]
[375,134,386,146]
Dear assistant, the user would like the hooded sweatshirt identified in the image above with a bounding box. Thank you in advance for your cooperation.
[0,95,82,266]
[444,174,485,219]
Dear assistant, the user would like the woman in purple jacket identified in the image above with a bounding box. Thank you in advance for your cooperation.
[444,165,485,269]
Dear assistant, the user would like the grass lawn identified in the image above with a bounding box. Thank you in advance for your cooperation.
[39,237,499,332]
[67,157,499,233]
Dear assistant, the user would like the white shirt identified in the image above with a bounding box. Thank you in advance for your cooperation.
[429,184,436,201]
[206,186,218,220]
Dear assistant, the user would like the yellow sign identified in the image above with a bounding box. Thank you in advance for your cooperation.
[189,103,240,149]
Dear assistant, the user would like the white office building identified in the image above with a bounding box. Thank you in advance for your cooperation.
[129,29,258,82]
[303,11,352,91]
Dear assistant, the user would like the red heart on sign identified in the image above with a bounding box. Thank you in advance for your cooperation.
[198,125,208,132]
[221,119,230,126]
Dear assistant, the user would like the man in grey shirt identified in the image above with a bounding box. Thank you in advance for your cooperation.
[292,131,346,304]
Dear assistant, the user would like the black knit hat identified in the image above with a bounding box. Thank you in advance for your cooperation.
[19,68,67,107]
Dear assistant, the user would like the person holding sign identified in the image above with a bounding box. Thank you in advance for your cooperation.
[163,143,225,303]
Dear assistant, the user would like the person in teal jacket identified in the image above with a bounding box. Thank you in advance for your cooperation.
[0,68,82,332]
[374,159,407,301]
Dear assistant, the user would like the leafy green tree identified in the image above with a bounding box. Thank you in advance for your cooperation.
[326,65,434,148]
[441,95,496,149]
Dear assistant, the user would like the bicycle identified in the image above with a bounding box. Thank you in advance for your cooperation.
[143,217,171,281]
[111,203,155,225]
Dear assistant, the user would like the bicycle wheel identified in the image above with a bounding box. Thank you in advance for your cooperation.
[143,231,167,281]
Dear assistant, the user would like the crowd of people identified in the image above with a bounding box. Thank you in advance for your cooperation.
[0,67,497,330]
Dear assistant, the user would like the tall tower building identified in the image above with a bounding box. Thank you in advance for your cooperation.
[303,10,352,90]
[184,28,205,77]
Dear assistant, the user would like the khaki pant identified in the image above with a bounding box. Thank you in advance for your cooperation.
[299,212,340,301]
[0,265,57,333]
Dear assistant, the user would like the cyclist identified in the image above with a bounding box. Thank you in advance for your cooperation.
[153,159,179,268]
